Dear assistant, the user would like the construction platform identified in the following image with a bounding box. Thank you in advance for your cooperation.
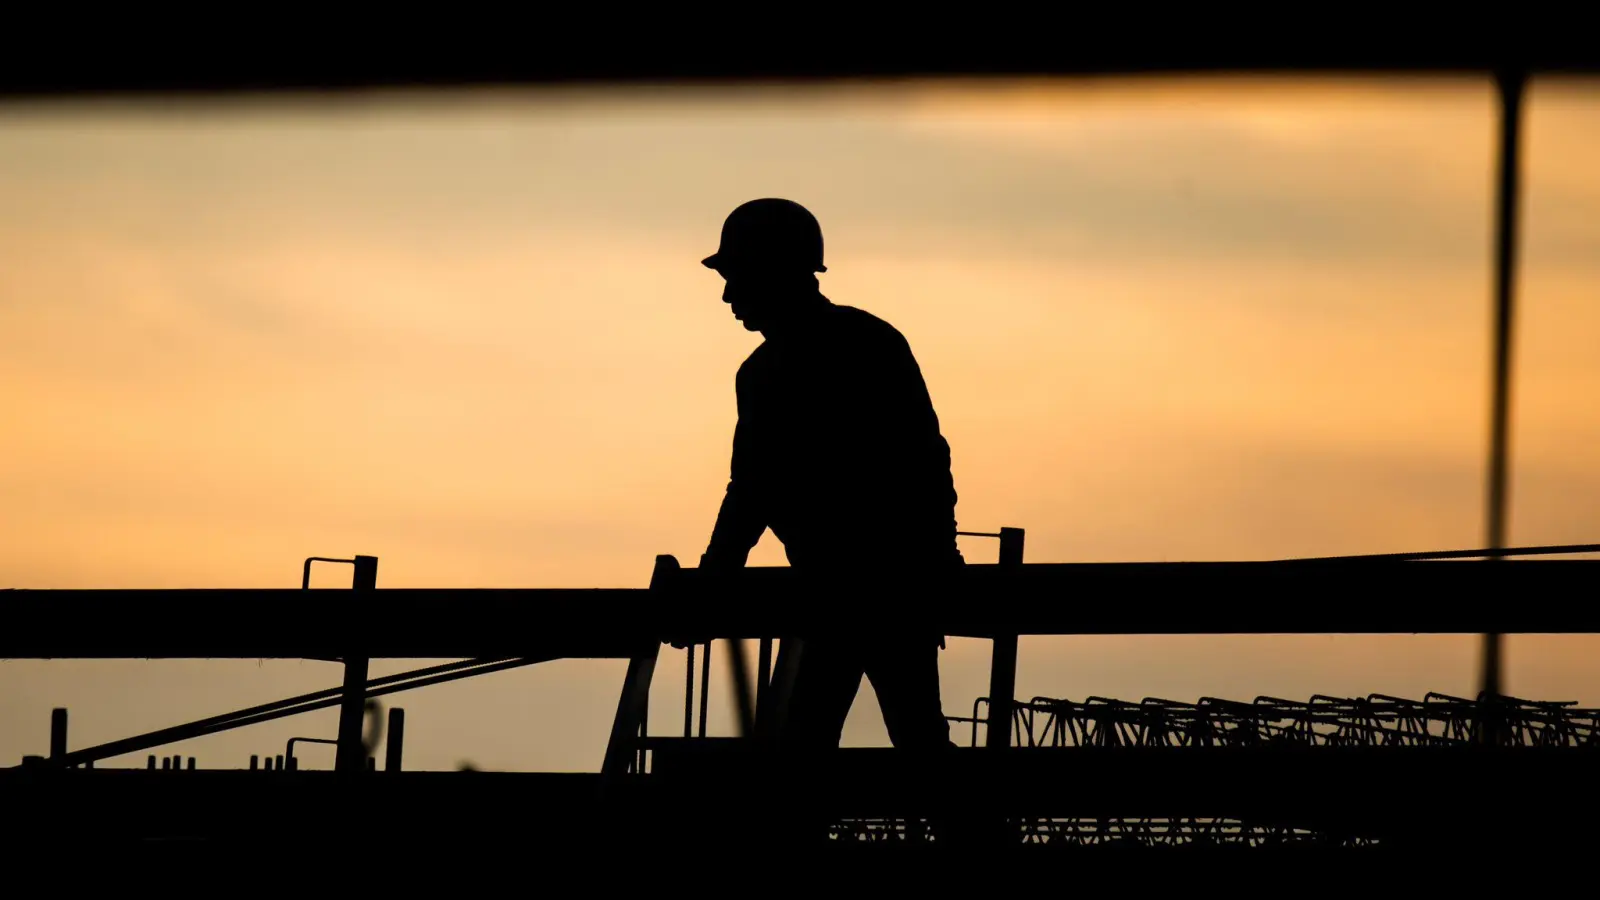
[8,547,1600,870]
[7,701,1597,857]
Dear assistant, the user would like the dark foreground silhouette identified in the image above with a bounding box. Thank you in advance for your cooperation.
[698,198,963,751]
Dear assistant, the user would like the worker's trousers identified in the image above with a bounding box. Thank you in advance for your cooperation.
[781,634,953,751]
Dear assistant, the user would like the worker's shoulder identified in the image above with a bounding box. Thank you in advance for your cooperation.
[828,303,910,348]
[735,339,775,383]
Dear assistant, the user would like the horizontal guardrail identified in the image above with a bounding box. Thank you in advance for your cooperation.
[4,558,1598,659]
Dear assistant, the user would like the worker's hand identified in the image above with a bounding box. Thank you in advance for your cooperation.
[668,624,716,650]
[663,551,738,647]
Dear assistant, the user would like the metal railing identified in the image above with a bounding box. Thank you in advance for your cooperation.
[9,540,1600,776]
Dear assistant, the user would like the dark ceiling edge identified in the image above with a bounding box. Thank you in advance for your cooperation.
[2,60,1599,100]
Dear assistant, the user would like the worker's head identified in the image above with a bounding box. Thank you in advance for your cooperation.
[702,198,826,333]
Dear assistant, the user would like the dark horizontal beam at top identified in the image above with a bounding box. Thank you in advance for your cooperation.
[3,32,1600,99]
[4,560,1598,658]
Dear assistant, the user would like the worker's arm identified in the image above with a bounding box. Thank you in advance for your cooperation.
[701,368,768,570]
[702,427,766,569]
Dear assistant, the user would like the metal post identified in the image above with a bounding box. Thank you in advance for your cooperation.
[698,641,712,738]
[385,708,406,772]
[684,643,696,738]
[50,708,67,760]
[603,651,660,775]
[761,638,805,740]
[985,528,1025,750]
[1483,66,1525,703]
[335,555,377,773]
[727,637,756,739]
[756,637,773,723]
[603,555,671,776]
[639,689,650,773]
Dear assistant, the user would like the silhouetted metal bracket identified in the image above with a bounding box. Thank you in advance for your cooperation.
[285,736,337,770]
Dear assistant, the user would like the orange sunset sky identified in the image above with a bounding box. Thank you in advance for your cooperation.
[2,76,1597,772]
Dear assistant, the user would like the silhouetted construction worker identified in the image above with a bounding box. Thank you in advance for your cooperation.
[698,198,963,752]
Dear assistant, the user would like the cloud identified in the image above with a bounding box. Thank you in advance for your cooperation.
[7,78,1582,277]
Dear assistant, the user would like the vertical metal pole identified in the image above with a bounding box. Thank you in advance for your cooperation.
[996,528,1026,567]
[604,555,671,776]
[639,689,650,773]
[336,555,377,774]
[684,643,696,738]
[385,708,406,772]
[603,651,660,776]
[50,708,67,760]
[985,528,1025,750]
[698,642,712,738]
[756,637,773,722]
[727,638,756,739]
[761,638,805,741]
[1483,66,1525,702]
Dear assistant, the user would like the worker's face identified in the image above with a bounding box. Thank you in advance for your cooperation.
[718,266,790,333]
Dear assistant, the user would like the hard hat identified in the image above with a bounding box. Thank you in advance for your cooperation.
[701,198,827,274]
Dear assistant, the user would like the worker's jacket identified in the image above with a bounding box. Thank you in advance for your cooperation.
[704,299,962,578]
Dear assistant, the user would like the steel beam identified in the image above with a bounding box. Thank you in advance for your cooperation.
[5,34,1600,98]
[7,559,1600,659]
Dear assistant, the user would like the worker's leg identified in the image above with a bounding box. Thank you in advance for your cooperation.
[770,638,864,848]
[781,637,865,749]
[863,636,953,751]
[859,635,955,844]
